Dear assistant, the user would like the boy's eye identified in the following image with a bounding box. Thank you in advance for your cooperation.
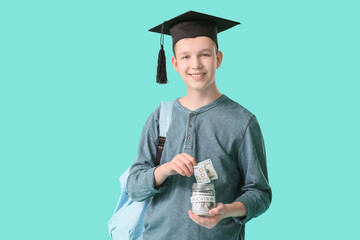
[181,53,209,59]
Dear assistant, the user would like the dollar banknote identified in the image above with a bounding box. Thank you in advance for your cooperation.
[197,159,218,180]
[194,165,211,183]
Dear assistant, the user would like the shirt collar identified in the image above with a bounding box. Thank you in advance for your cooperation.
[173,94,228,114]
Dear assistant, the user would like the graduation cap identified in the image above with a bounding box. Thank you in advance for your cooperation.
[149,10,240,84]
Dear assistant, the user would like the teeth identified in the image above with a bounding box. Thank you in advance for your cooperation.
[191,73,205,77]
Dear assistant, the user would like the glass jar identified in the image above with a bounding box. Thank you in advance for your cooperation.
[190,183,216,217]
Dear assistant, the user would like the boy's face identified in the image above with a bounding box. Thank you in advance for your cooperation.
[171,36,223,93]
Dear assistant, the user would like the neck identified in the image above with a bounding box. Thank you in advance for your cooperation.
[179,84,222,111]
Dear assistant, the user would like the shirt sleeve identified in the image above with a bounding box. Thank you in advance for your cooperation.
[232,115,272,225]
[126,106,169,202]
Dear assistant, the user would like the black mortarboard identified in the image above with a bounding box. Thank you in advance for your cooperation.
[149,10,240,84]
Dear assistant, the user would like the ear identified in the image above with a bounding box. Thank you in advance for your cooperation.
[216,51,223,69]
[172,56,179,72]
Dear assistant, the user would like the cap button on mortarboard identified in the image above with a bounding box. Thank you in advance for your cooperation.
[156,22,168,84]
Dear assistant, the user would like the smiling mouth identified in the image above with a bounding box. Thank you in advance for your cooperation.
[189,73,206,77]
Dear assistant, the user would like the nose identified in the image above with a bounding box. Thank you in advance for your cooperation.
[191,56,203,70]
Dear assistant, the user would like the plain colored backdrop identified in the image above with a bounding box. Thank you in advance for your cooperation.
[1,0,359,239]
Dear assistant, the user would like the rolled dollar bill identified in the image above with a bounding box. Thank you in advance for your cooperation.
[194,165,211,183]
[198,159,218,180]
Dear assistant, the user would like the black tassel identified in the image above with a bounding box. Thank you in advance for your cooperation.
[156,44,167,84]
[156,22,167,84]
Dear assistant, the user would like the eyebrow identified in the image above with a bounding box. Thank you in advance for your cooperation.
[178,48,212,55]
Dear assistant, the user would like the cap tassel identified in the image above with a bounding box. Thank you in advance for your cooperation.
[156,23,167,84]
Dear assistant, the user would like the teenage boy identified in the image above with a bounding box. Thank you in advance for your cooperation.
[126,10,271,240]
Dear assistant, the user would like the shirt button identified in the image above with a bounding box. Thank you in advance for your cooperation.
[188,136,192,140]
[189,124,192,128]
[190,113,195,118]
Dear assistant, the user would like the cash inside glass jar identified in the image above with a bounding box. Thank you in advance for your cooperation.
[190,183,216,217]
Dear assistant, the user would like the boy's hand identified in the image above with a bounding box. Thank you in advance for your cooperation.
[154,153,196,187]
[164,153,197,177]
[188,202,247,229]
[188,203,227,229]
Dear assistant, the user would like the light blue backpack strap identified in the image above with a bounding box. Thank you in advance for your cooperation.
[159,101,173,138]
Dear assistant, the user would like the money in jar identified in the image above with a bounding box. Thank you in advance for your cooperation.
[190,183,216,217]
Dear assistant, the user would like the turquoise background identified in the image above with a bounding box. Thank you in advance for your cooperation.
[1,0,359,239]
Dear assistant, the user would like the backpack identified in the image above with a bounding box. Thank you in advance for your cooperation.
[108,101,173,240]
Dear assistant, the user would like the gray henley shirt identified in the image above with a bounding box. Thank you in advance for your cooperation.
[126,94,271,240]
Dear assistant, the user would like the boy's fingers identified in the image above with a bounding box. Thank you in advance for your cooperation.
[177,155,195,175]
[174,160,191,176]
[182,153,197,166]
[209,203,224,216]
[209,208,219,216]
[172,163,186,176]
[188,211,199,224]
